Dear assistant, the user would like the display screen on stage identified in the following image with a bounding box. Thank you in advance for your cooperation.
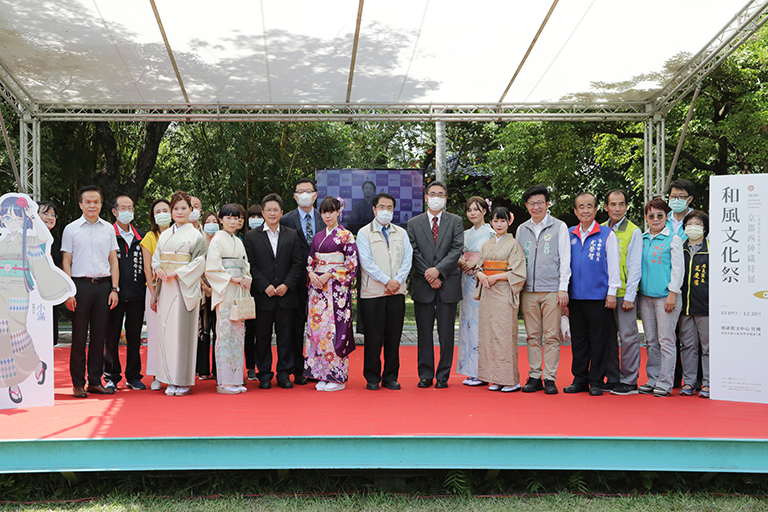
[316,169,424,234]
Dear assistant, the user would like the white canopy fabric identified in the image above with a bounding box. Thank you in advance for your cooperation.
[0,0,760,111]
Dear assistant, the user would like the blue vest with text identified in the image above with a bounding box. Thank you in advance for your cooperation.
[640,229,673,298]
[569,223,611,300]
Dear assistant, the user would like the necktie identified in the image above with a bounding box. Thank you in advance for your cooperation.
[432,216,439,244]
[382,225,389,247]
[305,213,313,245]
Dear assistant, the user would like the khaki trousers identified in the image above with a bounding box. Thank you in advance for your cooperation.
[521,291,561,381]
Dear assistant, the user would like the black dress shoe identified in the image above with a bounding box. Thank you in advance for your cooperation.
[366,383,380,390]
[435,380,448,389]
[294,376,308,385]
[602,381,619,390]
[563,383,589,394]
[544,379,559,394]
[277,380,294,389]
[589,385,604,396]
[522,377,544,393]
[417,378,432,388]
[259,381,272,389]
[382,381,401,390]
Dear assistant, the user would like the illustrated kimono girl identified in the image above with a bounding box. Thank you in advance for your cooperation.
[0,194,75,405]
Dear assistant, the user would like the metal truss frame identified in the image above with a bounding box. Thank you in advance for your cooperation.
[19,116,41,200]
[32,101,650,123]
[644,115,666,208]
[649,0,768,115]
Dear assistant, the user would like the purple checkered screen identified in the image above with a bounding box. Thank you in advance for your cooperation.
[316,169,423,230]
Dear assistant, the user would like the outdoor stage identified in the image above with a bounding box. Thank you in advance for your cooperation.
[2,344,768,474]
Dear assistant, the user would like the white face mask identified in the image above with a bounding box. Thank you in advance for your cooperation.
[376,210,393,225]
[188,208,201,222]
[296,192,315,208]
[249,218,264,229]
[203,223,219,235]
[154,212,171,227]
[117,211,134,225]
[684,225,704,240]
[427,196,446,212]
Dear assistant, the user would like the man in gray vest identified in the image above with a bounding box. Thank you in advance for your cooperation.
[517,185,571,395]
[357,192,413,390]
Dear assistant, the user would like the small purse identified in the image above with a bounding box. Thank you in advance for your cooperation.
[230,286,256,321]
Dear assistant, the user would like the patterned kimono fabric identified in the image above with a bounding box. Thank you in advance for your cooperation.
[205,231,251,387]
[304,226,358,383]
[0,233,71,388]
[152,224,207,387]
[456,223,494,378]
[474,234,527,386]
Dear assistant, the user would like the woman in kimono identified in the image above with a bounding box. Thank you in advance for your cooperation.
[474,206,527,393]
[1,195,74,404]
[152,191,207,397]
[456,196,494,387]
[141,198,171,391]
[205,204,253,394]
[197,211,220,380]
[305,196,358,392]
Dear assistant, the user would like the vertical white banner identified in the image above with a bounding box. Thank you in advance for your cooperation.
[710,174,768,403]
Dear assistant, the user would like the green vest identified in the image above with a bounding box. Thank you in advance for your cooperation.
[603,218,640,298]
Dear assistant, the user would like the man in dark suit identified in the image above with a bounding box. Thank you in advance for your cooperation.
[279,177,324,385]
[407,181,464,389]
[244,193,303,389]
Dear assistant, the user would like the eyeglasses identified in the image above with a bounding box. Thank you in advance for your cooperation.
[647,213,666,220]
[264,208,281,214]
[39,211,57,218]
[2,216,23,223]
[427,192,446,198]
[375,206,394,212]
[526,200,546,208]
[669,194,689,200]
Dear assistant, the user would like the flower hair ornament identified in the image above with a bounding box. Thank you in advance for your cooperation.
[16,197,28,209]
[484,198,492,211]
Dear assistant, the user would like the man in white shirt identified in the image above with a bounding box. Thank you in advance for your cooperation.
[357,192,413,390]
[563,193,621,396]
[61,185,120,398]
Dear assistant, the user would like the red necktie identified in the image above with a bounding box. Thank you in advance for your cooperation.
[432,216,439,243]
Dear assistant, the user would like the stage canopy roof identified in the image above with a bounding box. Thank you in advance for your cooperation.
[0,0,767,121]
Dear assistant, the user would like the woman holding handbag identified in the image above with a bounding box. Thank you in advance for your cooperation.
[205,204,253,394]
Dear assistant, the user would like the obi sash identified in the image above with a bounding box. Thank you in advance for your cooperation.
[314,252,345,275]
[160,252,191,272]
[222,257,244,278]
[482,260,508,276]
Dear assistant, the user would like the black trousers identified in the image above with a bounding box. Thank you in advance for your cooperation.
[69,279,111,388]
[289,287,308,379]
[414,295,457,382]
[256,304,294,383]
[244,318,257,371]
[196,298,217,377]
[360,294,406,385]
[104,299,145,383]
[52,305,60,346]
[569,299,615,387]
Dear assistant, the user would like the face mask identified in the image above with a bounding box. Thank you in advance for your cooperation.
[668,198,688,213]
[117,211,134,225]
[188,209,201,222]
[427,196,446,212]
[154,212,171,227]
[296,192,315,208]
[249,218,264,229]
[684,225,704,240]
[376,210,393,225]
[203,223,220,235]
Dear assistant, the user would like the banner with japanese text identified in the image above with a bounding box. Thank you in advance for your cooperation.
[710,174,768,403]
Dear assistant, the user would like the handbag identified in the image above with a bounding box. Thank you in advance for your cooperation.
[230,286,256,321]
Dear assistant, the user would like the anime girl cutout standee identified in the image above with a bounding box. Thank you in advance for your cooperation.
[0,194,75,406]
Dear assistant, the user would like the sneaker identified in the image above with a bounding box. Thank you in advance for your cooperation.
[522,378,544,393]
[610,383,639,395]
[324,382,345,392]
[175,386,191,396]
[126,379,146,390]
[104,380,117,391]
[165,385,177,396]
[543,379,559,395]
[316,381,328,391]
[638,384,655,395]
[246,369,257,381]
[217,385,240,394]
[699,386,710,399]
[488,384,502,391]
[679,385,694,396]
[501,384,521,393]
[150,378,162,391]
[602,382,619,391]
[653,387,671,397]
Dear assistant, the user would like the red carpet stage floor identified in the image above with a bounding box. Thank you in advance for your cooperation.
[2,345,768,473]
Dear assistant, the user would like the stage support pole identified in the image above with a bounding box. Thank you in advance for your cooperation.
[643,114,665,209]
[435,121,446,183]
[19,115,40,200]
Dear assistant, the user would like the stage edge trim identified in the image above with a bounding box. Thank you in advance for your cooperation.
[1,436,766,473]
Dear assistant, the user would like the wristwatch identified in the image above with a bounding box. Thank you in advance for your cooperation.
[111,286,120,292]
